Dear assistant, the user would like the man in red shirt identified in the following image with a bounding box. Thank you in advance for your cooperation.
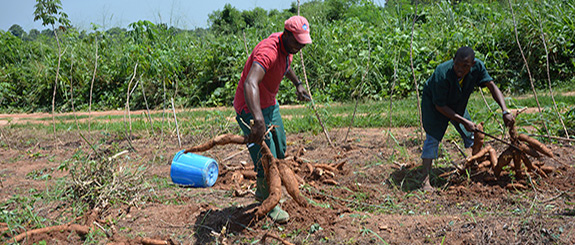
[234,16,312,223]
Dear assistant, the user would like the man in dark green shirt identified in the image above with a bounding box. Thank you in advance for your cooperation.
[420,47,515,191]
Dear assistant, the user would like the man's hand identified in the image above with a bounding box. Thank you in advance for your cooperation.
[246,119,266,145]
[436,105,476,132]
[461,118,477,132]
[503,112,515,127]
[296,84,311,101]
[485,81,516,127]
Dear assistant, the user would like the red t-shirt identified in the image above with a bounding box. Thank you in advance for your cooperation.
[233,32,293,114]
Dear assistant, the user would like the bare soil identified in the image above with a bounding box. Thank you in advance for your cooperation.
[1,110,574,244]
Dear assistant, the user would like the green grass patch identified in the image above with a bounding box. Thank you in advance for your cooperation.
[5,90,574,138]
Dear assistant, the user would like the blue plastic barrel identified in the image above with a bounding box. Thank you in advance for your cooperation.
[170,150,219,187]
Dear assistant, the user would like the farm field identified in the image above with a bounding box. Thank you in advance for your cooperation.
[3,0,575,243]
[1,101,574,244]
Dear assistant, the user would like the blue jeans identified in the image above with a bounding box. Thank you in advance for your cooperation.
[421,120,474,159]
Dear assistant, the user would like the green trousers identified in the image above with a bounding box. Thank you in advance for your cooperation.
[236,104,287,178]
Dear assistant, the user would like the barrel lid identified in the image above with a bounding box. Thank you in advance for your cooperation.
[205,161,219,187]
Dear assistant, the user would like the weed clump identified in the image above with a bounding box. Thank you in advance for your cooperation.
[62,149,148,210]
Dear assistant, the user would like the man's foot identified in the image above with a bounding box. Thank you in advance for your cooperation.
[422,176,434,192]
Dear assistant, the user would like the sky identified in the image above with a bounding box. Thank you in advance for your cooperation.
[0,0,296,32]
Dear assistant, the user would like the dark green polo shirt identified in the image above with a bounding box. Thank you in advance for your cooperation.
[421,58,493,141]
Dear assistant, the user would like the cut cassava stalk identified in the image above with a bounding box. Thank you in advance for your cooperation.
[295,0,333,148]
[508,0,552,139]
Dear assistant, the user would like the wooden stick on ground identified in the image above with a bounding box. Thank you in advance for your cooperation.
[223,147,249,162]
[262,232,295,245]
[528,134,575,143]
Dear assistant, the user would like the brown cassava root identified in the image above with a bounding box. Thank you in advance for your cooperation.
[277,161,308,207]
[472,122,485,155]
[518,134,554,158]
[493,147,513,177]
[293,155,346,185]
[184,134,308,218]
[9,212,174,244]
[493,124,552,178]
[463,123,555,181]
[11,224,91,243]
[184,134,247,153]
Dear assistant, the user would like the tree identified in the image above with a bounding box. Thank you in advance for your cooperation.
[242,7,267,28]
[106,27,127,37]
[8,24,26,38]
[41,28,54,37]
[208,4,245,34]
[25,29,41,41]
[33,0,70,141]
[34,0,70,28]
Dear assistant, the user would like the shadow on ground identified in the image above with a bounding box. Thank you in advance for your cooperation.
[388,165,454,192]
[193,203,259,244]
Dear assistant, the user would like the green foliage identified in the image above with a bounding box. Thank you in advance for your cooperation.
[1,0,574,112]
[564,106,575,136]
[33,0,71,28]
[8,24,25,38]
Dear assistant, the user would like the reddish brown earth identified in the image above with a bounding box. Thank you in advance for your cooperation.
[1,111,574,244]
